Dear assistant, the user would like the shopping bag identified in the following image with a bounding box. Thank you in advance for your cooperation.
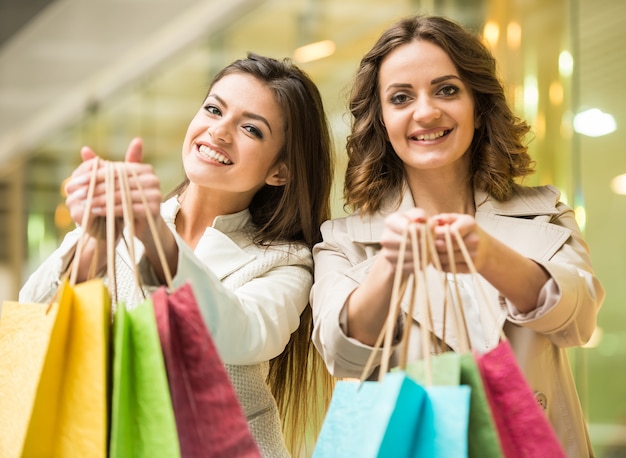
[476,340,566,458]
[0,278,109,458]
[152,282,261,458]
[403,353,471,458]
[313,371,434,458]
[109,297,181,458]
[459,353,504,458]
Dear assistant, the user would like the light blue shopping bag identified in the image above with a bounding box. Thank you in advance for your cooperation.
[313,371,434,458]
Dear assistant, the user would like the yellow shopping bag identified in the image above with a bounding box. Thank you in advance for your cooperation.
[0,277,110,458]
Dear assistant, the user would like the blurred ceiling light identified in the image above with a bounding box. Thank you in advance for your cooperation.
[483,21,499,48]
[523,75,538,116]
[549,81,564,106]
[294,40,336,63]
[507,22,522,49]
[573,108,617,137]
[559,51,574,77]
[610,173,626,195]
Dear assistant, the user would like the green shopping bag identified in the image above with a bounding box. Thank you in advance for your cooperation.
[459,353,504,458]
[109,298,181,458]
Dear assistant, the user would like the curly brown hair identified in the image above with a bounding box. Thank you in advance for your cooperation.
[345,15,534,214]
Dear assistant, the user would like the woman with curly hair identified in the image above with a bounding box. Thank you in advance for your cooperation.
[310,15,603,457]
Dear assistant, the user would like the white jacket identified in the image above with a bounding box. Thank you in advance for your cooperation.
[20,196,313,458]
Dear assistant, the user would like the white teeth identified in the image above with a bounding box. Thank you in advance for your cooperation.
[414,130,447,141]
[198,144,232,164]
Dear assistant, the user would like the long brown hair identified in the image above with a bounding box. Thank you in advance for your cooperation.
[168,53,335,455]
[345,15,534,214]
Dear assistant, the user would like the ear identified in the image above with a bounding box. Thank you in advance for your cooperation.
[265,162,289,186]
[474,112,482,129]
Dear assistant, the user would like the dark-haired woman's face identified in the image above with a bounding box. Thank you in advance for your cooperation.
[181,73,287,211]
[378,39,476,178]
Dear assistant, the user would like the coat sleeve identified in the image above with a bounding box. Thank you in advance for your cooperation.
[504,200,605,348]
[153,233,313,366]
[18,228,81,304]
[310,218,390,379]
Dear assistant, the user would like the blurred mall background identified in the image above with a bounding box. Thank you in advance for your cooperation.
[0,0,624,454]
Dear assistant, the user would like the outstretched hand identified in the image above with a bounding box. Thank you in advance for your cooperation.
[64,137,162,241]
[429,213,490,274]
[379,209,494,275]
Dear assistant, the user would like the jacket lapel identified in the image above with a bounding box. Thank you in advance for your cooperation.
[193,228,256,280]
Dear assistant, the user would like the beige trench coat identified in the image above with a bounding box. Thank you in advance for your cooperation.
[310,184,604,458]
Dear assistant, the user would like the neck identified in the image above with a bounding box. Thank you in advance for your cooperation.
[175,184,248,247]
[405,170,475,217]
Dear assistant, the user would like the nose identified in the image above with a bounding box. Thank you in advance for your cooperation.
[412,97,442,123]
[208,119,232,143]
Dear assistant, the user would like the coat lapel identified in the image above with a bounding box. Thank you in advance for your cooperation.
[193,228,256,280]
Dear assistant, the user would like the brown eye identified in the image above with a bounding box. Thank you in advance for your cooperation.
[390,93,411,105]
[438,85,459,97]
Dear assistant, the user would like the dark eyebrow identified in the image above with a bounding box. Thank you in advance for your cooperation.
[431,74,462,85]
[384,74,463,93]
[208,94,273,134]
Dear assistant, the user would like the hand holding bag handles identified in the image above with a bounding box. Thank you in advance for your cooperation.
[313,224,434,458]
[401,223,471,458]
[122,164,261,457]
[107,161,181,458]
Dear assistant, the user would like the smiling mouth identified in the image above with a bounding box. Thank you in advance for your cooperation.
[410,130,450,141]
[198,144,233,164]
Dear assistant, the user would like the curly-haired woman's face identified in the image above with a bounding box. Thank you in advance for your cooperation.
[378,39,476,178]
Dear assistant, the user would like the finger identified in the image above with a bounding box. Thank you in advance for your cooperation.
[80,146,97,162]
[125,137,143,163]
[404,207,427,223]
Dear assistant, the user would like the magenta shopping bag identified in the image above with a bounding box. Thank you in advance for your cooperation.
[152,283,261,458]
[476,340,566,458]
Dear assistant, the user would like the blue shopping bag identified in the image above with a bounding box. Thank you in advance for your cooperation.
[313,371,434,458]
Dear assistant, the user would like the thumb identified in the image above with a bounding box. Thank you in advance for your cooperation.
[80,146,97,162]
[125,137,143,163]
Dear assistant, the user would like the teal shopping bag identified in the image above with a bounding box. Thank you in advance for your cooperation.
[403,353,471,458]
[313,371,434,458]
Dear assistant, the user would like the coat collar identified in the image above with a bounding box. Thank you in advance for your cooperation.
[162,196,256,280]
[161,196,252,233]
[346,183,565,246]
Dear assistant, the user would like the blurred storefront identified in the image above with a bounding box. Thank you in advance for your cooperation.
[1,0,624,454]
